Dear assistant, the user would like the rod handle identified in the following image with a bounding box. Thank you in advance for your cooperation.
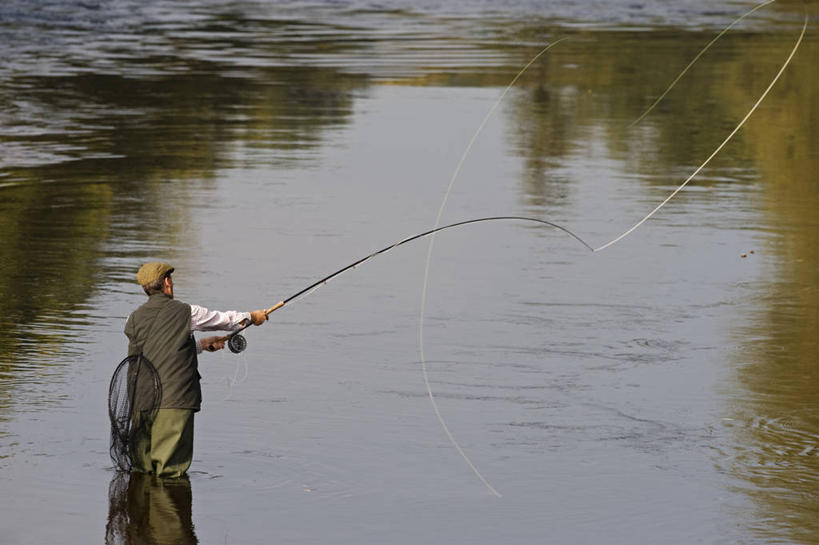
[205,301,283,351]
[205,336,227,351]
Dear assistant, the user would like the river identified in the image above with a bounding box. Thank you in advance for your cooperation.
[0,1,817,544]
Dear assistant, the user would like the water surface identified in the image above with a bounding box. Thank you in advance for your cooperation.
[0,1,817,544]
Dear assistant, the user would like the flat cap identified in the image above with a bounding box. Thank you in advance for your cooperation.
[136,262,174,286]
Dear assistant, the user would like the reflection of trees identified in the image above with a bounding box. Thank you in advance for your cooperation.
[503,20,818,543]
[505,31,765,208]
[720,31,819,544]
[0,20,365,409]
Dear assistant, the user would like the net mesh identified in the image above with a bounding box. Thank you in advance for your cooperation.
[108,354,162,471]
[104,471,130,545]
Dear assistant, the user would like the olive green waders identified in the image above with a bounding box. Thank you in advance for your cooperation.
[131,409,195,478]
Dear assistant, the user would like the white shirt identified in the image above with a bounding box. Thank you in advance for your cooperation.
[190,304,251,353]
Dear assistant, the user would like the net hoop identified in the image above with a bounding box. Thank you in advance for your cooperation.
[108,354,162,471]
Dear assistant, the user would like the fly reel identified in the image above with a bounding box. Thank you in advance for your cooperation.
[228,334,247,354]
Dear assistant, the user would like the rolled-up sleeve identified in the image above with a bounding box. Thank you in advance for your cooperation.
[190,304,251,332]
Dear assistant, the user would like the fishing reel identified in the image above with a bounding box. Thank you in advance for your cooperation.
[228,334,247,354]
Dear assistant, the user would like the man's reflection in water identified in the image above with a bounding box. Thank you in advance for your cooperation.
[106,471,198,545]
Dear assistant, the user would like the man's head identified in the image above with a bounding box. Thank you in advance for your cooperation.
[137,262,175,297]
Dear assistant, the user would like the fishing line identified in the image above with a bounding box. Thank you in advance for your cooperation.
[221,350,250,402]
[207,5,804,496]
[417,2,805,497]
[629,0,777,128]
[595,7,806,252]
[419,39,569,498]
[208,215,589,495]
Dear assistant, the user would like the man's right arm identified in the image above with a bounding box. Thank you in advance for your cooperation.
[190,305,268,331]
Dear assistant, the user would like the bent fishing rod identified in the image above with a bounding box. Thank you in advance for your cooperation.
[211,215,593,354]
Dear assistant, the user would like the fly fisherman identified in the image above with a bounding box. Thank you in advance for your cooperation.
[125,262,267,477]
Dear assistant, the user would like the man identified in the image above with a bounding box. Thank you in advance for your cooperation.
[124,262,267,477]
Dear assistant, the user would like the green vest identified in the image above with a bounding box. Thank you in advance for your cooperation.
[124,293,202,411]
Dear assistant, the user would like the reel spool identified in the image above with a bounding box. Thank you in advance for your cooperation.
[228,334,247,354]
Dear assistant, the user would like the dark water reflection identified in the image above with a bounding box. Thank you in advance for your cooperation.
[1,1,818,544]
[106,472,197,545]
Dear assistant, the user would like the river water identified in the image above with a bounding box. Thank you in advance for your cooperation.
[1,1,817,544]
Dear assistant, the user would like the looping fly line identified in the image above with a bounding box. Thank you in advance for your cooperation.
[419,0,806,497]
[218,0,805,499]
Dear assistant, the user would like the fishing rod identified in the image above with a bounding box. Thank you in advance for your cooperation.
[206,4,806,500]
[211,215,593,354]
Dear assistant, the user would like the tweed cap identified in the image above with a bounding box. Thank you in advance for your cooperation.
[136,262,174,286]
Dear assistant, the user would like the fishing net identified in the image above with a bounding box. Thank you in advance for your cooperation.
[108,354,162,471]
[104,471,130,545]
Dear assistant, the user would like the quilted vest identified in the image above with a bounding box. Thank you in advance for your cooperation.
[124,293,201,411]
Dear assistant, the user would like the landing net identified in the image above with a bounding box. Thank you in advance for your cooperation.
[108,354,162,471]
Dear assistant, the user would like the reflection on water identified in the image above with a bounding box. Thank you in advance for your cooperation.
[720,25,819,541]
[1,1,818,544]
[106,472,197,545]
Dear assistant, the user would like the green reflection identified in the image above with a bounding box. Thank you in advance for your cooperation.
[0,17,366,419]
[500,14,818,543]
[504,30,794,207]
[725,30,819,544]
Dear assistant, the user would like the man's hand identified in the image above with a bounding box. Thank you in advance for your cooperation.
[201,336,226,352]
[249,309,268,326]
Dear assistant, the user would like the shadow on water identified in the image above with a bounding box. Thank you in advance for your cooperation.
[106,472,198,545]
